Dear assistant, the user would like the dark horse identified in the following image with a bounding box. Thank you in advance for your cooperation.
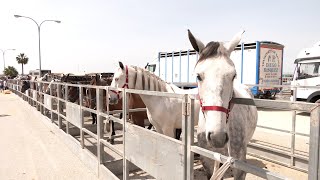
[67,73,151,144]
[86,74,151,126]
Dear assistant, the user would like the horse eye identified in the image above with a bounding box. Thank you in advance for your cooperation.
[233,74,237,80]
[196,74,202,81]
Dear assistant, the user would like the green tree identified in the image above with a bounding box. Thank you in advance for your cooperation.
[16,53,29,75]
[3,66,18,78]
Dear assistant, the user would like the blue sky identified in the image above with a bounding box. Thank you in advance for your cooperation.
[0,0,319,74]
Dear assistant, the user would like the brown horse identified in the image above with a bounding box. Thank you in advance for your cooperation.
[86,73,148,128]
[66,73,150,144]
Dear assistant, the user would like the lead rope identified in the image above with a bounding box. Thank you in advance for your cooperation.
[210,156,234,180]
[210,142,234,180]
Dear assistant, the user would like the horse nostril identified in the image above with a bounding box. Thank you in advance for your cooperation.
[207,132,213,141]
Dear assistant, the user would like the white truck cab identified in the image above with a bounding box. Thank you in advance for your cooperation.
[291,41,320,102]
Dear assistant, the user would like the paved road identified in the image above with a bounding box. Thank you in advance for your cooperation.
[0,93,97,180]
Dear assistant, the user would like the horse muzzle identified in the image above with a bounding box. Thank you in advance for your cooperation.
[207,131,229,148]
[109,97,118,105]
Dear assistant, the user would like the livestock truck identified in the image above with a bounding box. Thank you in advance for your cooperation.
[146,41,284,98]
[290,41,320,103]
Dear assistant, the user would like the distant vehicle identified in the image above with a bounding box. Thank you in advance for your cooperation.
[29,69,51,78]
[291,41,320,103]
[231,41,284,99]
[146,41,284,99]
[282,74,293,85]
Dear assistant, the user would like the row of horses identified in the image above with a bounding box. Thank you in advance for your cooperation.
[19,73,156,144]
[18,30,258,180]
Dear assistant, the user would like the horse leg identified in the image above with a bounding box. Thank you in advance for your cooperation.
[163,127,175,138]
[109,113,121,144]
[91,112,96,124]
[131,112,145,127]
[110,120,115,144]
[175,128,182,140]
[146,110,163,134]
[231,149,247,180]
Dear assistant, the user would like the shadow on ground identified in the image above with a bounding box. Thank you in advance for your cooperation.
[0,114,11,117]
[247,158,267,169]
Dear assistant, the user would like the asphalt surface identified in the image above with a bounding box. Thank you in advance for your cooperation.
[0,93,97,180]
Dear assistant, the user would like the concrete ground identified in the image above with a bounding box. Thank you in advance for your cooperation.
[0,92,97,180]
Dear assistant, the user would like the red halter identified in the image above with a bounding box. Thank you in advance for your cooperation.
[198,95,232,121]
[110,65,129,99]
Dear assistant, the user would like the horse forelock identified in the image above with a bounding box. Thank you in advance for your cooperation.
[196,42,228,65]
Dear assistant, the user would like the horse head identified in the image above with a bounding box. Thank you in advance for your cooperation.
[109,62,136,104]
[21,81,30,93]
[189,29,244,148]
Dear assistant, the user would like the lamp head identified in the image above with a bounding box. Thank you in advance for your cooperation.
[14,15,22,18]
[55,20,61,23]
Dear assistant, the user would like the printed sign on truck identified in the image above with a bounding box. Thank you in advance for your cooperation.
[259,46,283,87]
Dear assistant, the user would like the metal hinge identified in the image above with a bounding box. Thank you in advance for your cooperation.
[183,102,190,116]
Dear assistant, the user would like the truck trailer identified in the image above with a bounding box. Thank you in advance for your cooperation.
[146,41,284,98]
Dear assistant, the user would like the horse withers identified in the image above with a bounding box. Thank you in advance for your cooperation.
[188,30,258,179]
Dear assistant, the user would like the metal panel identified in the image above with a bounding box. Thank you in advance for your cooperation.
[66,102,81,128]
[125,124,184,180]
[44,94,52,109]
[308,106,320,180]
[33,90,37,100]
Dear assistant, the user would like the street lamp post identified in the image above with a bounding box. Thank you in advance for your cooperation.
[14,15,61,76]
[0,49,15,72]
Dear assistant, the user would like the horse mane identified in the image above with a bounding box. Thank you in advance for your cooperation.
[130,65,169,92]
[197,41,228,64]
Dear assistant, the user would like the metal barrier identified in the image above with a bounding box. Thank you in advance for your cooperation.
[244,84,320,173]
[7,80,320,179]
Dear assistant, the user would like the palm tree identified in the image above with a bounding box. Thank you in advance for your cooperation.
[16,53,29,75]
[3,66,18,78]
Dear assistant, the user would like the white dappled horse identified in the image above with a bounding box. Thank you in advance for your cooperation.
[188,30,258,179]
[109,63,200,138]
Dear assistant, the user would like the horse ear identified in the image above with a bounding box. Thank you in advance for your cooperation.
[188,29,205,53]
[224,30,245,54]
[119,61,124,70]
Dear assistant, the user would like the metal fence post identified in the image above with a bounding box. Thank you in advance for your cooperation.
[290,86,297,166]
[308,105,320,180]
[187,98,198,180]
[50,82,54,122]
[97,87,104,165]
[65,84,70,134]
[183,95,194,180]
[122,89,129,180]
[106,87,113,143]
[38,82,42,113]
[57,84,62,129]
[182,95,188,179]
[79,87,85,149]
